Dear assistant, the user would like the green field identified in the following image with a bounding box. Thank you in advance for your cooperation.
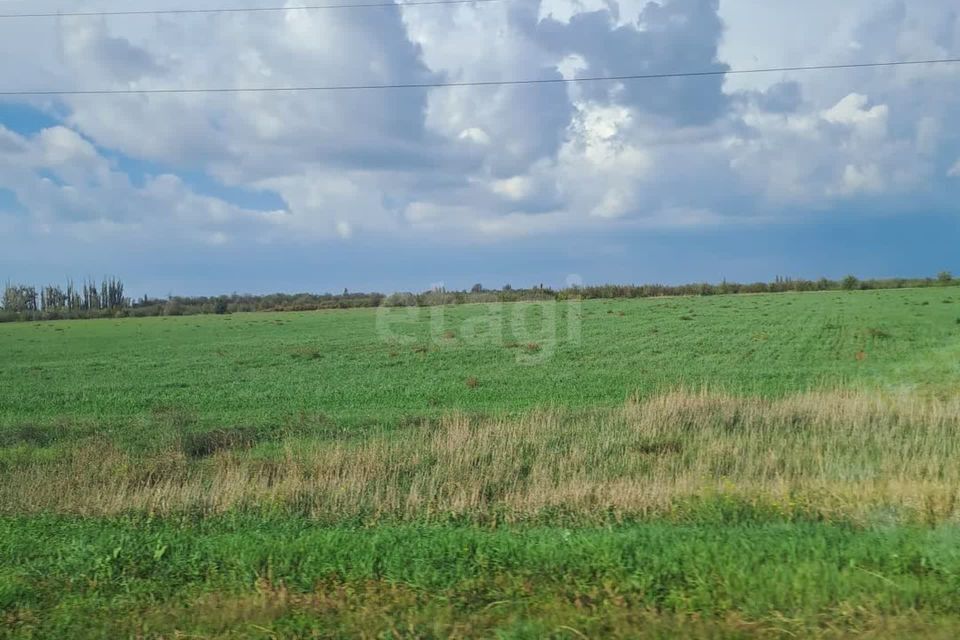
[3,287,959,425]
[2,287,960,637]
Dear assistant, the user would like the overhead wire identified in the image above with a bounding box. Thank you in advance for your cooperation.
[0,0,503,19]
[0,58,957,97]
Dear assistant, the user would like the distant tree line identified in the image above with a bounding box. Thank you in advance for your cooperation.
[2,277,127,320]
[0,272,954,322]
[558,271,956,301]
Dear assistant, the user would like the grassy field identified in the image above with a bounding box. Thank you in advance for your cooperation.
[5,517,960,638]
[2,287,959,426]
[2,287,960,637]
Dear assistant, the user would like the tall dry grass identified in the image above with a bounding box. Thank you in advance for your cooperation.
[3,390,959,523]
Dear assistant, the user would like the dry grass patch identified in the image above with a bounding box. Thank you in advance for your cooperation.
[3,390,960,523]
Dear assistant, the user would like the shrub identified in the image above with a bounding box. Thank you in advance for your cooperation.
[180,427,264,459]
[163,300,183,316]
[0,424,63,448]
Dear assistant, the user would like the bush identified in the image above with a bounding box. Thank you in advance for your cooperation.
[0,424,63,448]
[180,427,264,459]
[163,300,183,316]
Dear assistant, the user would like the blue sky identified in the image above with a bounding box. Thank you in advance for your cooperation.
[0,0,958,297]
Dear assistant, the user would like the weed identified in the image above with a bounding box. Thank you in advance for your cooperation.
[289,345,323,360]
[0,424,62,448]
[179,427,264,459]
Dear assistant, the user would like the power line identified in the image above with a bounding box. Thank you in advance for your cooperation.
[0,0,502,19]
[1,58,958,97]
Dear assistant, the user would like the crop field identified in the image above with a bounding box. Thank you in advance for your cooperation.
[2,286,960,637]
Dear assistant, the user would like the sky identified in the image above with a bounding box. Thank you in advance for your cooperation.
[0,0,958,296]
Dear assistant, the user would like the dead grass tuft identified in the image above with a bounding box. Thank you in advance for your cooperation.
[4,390,960,524]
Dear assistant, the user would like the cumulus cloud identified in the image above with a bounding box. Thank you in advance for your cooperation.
[0,124,283,241]
[0,0,957,252]
[533,0,730,125]
[821,93,889,138]
[62,19,162,83]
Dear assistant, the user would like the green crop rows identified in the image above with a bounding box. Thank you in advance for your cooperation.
[2,287,958,427]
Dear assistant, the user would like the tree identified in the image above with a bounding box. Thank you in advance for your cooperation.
[841,275,859,291]
[503,284,512,292]
[470,283,483,293]
[938,271,953,284]
[164,299,183,316]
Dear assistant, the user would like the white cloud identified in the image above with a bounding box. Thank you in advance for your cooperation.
[208,231,229,246]
[458,128,491,145]
[821,93,888,138]
[0,0,957,253]
[336,221,353,239]
[37,127,100,166]
[491,176,537,201]
[840,163,883,195]
[0,124,283,238]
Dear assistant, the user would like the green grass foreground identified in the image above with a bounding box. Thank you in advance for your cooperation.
[3,516,960,638]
